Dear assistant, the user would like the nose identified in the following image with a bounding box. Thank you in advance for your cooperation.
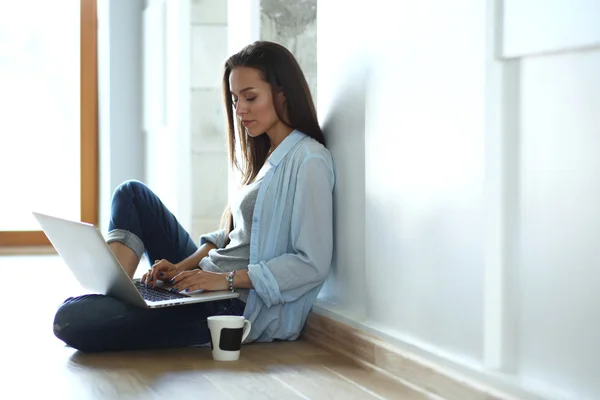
[235,102,247,117]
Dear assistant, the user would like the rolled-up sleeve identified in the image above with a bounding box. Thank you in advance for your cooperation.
[199,228,227,249]
[248,156,334,307]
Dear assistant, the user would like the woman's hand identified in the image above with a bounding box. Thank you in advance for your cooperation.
[141,259,181,288]
[170,270,229,293]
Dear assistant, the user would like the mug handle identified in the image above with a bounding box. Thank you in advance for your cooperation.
[241,320,251,343]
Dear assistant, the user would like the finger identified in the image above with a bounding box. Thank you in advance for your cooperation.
[172,273,199,292]
[151,265,163,287]
[151,262,168,286]
[152,269,165,286]
[171,270,193,284]
[151,259,162,280]
[157,266,170,279]
[154,263,172,280]
[150,267,159,288]
[171,276,191,291]
[185,284,201,293]
[149,270,156,288]
[141,272,148,285]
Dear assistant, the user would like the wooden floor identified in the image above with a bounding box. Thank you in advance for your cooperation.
[1,254,428,400]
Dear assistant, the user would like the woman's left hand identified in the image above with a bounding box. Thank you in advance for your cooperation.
[170,270,229,292]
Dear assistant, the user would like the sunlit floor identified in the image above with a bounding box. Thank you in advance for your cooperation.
[0,254,426,400]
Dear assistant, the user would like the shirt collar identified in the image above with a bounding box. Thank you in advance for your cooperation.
[268,130,306,167]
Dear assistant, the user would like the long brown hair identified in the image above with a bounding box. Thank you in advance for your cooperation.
[220,41,325,242]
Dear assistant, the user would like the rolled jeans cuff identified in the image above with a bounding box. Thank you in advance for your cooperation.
[106,229,145,260]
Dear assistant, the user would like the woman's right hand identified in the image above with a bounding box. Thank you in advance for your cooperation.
[141,259,181,288]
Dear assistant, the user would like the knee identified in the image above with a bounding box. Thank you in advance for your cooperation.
[53,298,86,350]
[111,180,151,213]
[113,179,147,201]
[53,296,103,352]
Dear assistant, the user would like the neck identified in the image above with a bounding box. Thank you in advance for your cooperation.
[266,122,294,152]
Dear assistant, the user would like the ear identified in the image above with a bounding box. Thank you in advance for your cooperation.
[275,90,286,105]
[274,90,290,123]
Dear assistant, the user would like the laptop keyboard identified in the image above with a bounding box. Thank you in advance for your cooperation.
[134,281,189,302]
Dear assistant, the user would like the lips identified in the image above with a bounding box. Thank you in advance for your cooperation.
[242,120,254,127]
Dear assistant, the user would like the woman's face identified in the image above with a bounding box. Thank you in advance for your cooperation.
[229,66,283,138]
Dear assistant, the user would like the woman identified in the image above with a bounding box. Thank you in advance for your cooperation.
[53,41,335,352]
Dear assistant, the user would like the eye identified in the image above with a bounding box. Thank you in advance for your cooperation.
[246,96,256,102]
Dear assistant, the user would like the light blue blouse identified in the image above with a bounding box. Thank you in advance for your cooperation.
[200,130,335,342]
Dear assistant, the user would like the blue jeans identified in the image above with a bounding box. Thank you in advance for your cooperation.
[53,180,245,352]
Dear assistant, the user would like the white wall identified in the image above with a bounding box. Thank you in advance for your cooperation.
[515,49,600,400]
[189,0,229,241]
[507,3,600,398]
[316,0,369,322]
[228,0,260,54]
[365,1,485,364]
[318,0,485,361]
[99,0,192,235]
[317,1,600,399]
[503,0,600,58]
[97,0,145,234]
[142,0,192,233]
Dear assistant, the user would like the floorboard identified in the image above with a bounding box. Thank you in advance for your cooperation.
[0,254,427,399]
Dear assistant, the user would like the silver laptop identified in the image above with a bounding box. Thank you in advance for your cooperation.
[32,212,239,309]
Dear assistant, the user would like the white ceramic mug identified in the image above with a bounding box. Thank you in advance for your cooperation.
[207,315,251,361]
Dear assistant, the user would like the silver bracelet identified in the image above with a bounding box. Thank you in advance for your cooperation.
[226,270,235,292]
